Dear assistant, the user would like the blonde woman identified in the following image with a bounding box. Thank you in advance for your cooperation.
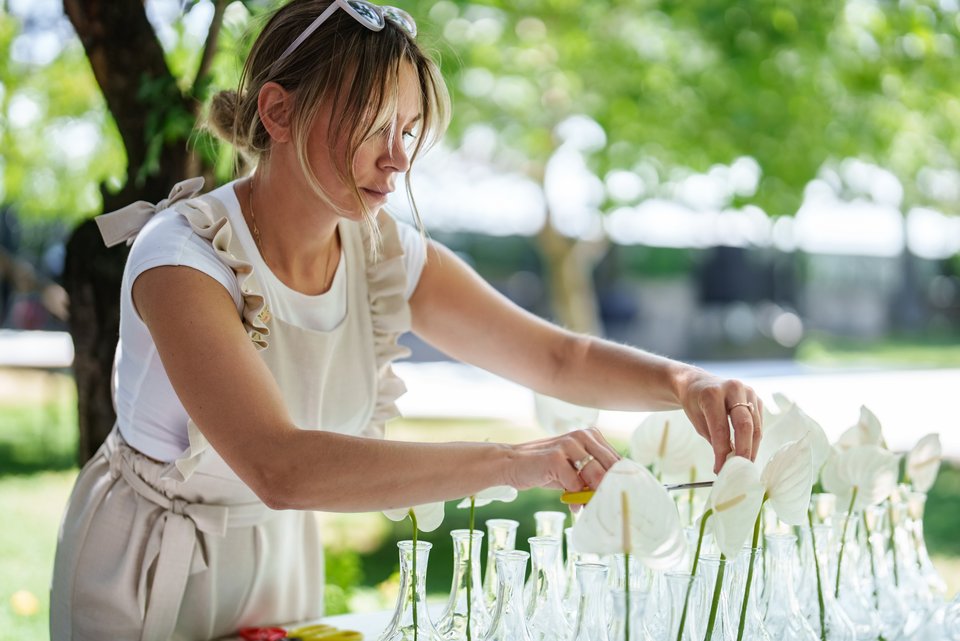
[50,1,763,639]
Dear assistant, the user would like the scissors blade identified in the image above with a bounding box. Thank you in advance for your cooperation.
[560,480,713,505]
[664,481,714,492]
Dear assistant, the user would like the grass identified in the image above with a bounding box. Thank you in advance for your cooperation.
[798,334,960,369]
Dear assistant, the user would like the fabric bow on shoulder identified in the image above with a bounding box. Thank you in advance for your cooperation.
[94,177,205,248]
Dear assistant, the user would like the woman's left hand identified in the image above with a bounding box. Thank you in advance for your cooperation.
[678,370,763,474]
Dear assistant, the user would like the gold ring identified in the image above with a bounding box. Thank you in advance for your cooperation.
[573,454,596,472]
[729,401,755,413]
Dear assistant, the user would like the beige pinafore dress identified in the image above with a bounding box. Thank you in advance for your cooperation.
[50,179,411,641]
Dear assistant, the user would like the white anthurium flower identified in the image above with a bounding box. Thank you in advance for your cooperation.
[762,391,794,424]
[456,485,518,509]
[772,392,795,412]
[662,436,717,484]
[820,444,900,511]
[756,403,831,474]
[703,456,765,559]
[760,437,814,526]
[630,409,704,477]
[836,405,884,450]
[571,458,686,569]
[383,501,446,532]
[905,433,942,493]
[533,392,599,435]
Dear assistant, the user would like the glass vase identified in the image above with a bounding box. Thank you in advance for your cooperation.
[482,550,532,641]
[697,554,736,641]
[864,527,908,641]
[571,562,612,641]
[526,536,573,640]
[436,529,489,641]
[833,512,881,640]
[482,519,519,613]
[531,510,568,597]
[804,524,857,641]
[563,526,602,621]
[378,540,444,641]
[727,546,771,641]
[607,553,648,641]
[662,571,704,641]
[906,492,948,600]
[760,534,818,641]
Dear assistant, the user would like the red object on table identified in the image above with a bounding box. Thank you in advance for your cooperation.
[239,627,288,641]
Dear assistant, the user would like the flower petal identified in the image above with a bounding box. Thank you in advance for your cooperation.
[630,410,703,476]
[534,392,599,435]
[756,403,831,473]
[760,438,814,526]
[382,507,412,522]
[836,405,884,450]
[906,433,942,493]
[826,445,899,510]
[459,485,519,509]
[706,456,765,559]
[412,501,446,532]
[571,459,685,568]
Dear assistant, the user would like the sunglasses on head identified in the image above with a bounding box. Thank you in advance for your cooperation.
[278,0,417,63]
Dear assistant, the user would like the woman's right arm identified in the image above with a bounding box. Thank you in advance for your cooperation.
[132,266,619,512]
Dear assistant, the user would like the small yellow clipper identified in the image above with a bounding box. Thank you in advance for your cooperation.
[561,480,714,505]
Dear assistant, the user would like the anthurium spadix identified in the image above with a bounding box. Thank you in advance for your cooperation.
[630,409,709,478]
[835,405,884,450]
[905,433,942,493]
[533,392,599,435]
[571,458,685,568]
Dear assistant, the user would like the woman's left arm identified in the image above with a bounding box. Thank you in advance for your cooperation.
[409,241,762,473]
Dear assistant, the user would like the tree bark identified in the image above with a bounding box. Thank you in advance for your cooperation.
[63,0,196,463]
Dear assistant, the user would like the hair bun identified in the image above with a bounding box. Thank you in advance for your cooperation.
[207,89,243,148]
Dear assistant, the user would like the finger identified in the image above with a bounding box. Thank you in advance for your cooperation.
[700,396,733,474]
[730,403,755,459]
[750,395,763,460]
[557,452,588,492]
[578,428,621,470]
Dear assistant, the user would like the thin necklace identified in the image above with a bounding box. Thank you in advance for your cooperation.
[246,177,339,293]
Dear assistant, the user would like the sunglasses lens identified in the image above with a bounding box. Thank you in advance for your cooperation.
[345,0,385,30]
[383,6,417,37]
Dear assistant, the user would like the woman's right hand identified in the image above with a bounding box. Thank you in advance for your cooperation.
[504,427,621,493]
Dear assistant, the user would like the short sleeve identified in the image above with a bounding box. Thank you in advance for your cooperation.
[126,208,243,312]
[395,220,426,300]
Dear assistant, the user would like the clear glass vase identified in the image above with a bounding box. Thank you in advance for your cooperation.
[571,562,612,641]
[864,526,908,641]
[482,518,519,613]
[607,553,648,641]
[833,511,881,640]
[378,540,444,641]
[525,536,573,640]
[760,534,818,641]
[563,527,603,621]
[944,592,960,641]
[531,510,568,598]
[482,550,532,641]
[804,524,857,641]
[727,546,771,641]
[662,571,704,641]
[697,554,736,641]
[906,492,948,600]
[436,529,489,641]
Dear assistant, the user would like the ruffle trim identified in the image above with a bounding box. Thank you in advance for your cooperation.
[362,213,412,435]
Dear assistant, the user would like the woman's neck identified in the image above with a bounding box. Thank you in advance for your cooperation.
[238,166,342,296]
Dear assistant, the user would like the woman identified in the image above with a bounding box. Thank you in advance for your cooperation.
[51,1,763,639]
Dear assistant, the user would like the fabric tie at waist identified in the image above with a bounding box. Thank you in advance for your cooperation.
[105,434,276,641]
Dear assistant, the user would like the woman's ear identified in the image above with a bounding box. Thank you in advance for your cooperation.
[258,82,293,143]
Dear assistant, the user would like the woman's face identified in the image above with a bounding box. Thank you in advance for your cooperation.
[306,61,422,220]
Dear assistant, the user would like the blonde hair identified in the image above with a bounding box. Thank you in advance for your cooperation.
[207,0,450,248]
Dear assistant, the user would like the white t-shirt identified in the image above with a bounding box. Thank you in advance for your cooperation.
[113,181,426,462]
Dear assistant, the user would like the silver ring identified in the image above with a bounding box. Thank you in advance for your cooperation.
[729,401,755,413]
[573,454,596,472]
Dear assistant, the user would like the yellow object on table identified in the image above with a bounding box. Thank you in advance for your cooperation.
[287,623,363,640]
[560,489,595,505]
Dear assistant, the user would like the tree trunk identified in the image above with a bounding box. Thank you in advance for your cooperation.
[63,0,195,463]
[535,210,608,335]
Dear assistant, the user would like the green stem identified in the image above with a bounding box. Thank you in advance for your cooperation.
[625,551,631,641]
[736,497,766,641]
[807,509,827,641]
[410,510,419,641]
[888,502,899,587]
[863,513,879,609]
[703,554,726,641]
[677,509,711,641]
[467,497,475,641]
[835,487,858,598]
[688,466,696,527]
